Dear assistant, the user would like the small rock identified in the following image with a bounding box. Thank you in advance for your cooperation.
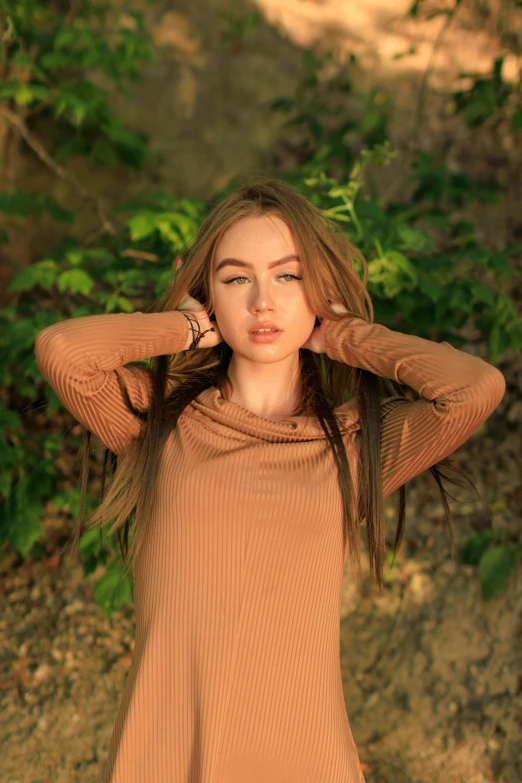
[32,663,52,685]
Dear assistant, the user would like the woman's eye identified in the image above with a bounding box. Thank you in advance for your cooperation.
[224,274,302,285]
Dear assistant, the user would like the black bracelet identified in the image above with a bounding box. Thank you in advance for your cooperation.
[181,311,214,350]
[181,312,199,348]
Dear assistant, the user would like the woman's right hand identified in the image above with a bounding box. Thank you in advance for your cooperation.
[177,294,223,350]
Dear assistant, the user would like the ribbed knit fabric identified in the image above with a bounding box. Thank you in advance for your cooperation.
[34,310,506,783]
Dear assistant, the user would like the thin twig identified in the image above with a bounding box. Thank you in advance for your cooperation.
[376,1,463,211]
[121,249,159,261]
[412,0,462,145]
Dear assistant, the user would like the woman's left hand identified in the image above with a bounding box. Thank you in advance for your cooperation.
[301,303,348,354]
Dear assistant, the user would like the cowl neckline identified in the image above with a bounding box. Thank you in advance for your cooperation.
[188,386,360,443]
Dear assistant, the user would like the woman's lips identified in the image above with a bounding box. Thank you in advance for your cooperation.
[249,329,282,343]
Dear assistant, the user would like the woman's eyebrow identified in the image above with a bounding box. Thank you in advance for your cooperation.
[215,255,300,273]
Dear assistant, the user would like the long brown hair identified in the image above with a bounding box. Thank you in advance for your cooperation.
[67,174,484,590]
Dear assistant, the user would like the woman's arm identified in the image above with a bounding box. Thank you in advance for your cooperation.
[324,317,506,500]
[34,310,191,455]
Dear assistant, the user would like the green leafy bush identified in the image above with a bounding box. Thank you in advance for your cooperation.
[1,4,519,610]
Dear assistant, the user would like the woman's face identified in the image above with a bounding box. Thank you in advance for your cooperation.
[212,214,317,360]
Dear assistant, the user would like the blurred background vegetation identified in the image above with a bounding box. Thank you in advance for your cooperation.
[0,1,521,780]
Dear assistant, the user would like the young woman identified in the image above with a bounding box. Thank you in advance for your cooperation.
[34,176,506,783]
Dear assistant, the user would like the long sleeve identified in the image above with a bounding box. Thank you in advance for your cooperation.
[34,310,190,455]
[324,316,506,500]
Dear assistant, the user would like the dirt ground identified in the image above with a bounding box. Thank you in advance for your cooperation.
[1,0,521,781]
[1,397,520,783]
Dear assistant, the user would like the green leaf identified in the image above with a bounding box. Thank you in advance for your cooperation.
[163,212,198,244]
[116,296,134,313]
[416,270,441,302]
[105,294,134,313]
[360,105,384,135]
[11,503,45,555]
[488,323,504,362]
[0,190,72,222]
[462,530,494,565]
[1,472,46,556]
[54,28,81,50]
[8,261,57,293]
[3,317,37,351]
[66,251,84,266]
[128,212,156,241]
[54,486,97,519]
[382,251,418,289]
[14,86,36,106]
[0,190,43,216]
[447,281,474,313]
[12,51,33,68]
[40,52,74,71]
[57,269,95,295]
[488,252,515,281]
[479,545,517,600]
[78,525,105,559]
[0,403,21,430]
[396,223,435,252]
[470,280,495,306]
[44,387,63,415]
[93,557,133,615]
[47,201,74,223]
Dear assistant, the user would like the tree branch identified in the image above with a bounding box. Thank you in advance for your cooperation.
[412,0,463,145]
[0,104,116,235]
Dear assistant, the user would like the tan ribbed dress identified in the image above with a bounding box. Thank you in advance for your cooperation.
[34,310,505,783]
